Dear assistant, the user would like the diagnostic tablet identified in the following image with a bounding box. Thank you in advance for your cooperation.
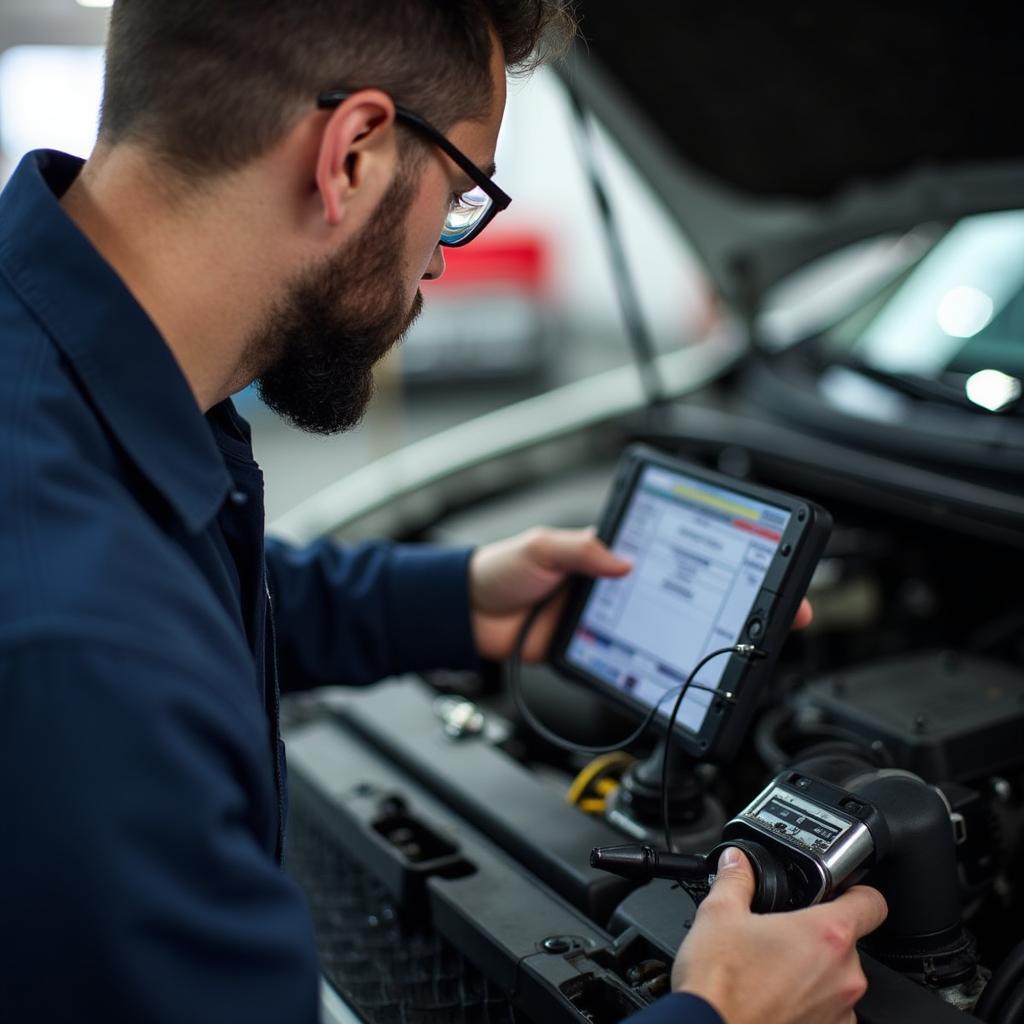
[550,445,831,763]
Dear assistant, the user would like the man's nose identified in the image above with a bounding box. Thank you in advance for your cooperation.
[422,245,445,281]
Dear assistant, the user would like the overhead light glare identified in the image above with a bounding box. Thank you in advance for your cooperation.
[965,368,1021,413]
[76,0,113,7]
[936,285,994,338]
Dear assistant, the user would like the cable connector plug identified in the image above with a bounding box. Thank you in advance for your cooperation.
[734,644,768,659]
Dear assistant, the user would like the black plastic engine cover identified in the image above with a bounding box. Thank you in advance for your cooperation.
[805,651,1024,782]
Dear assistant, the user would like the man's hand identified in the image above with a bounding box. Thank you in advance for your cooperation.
[469,526,631,662]
[672,848,888,1024]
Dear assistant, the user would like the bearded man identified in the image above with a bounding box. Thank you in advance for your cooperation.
[0,2,884,1022]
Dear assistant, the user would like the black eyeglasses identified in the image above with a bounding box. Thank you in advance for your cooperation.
[317,90,511,248]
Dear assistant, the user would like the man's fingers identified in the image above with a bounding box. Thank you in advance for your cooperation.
[841,885,889,939]
[705,847,756,911]
[529,527,632,578]
[810,884,888,941]
[792,598,813,630]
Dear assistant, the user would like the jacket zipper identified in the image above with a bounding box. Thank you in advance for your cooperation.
[265,579,285,864]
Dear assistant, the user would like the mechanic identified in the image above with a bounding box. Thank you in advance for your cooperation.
[0,2,886,1022]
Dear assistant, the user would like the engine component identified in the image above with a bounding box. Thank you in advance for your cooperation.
[804,651,1024,783]
[847,772,978,994]
[603,740,726,852]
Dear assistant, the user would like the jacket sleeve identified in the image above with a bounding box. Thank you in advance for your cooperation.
[265,536,481,692]
[622,992,725,1024]
[4,636,321,1024]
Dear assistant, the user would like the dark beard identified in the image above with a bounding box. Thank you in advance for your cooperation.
[251,175,423,435]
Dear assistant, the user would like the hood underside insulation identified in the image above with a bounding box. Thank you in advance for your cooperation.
[578,2,1024,200]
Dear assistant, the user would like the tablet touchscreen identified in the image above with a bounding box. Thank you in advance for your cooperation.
[563,462,792,733]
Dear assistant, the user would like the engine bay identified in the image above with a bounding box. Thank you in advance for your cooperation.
[283,415,1024,1024]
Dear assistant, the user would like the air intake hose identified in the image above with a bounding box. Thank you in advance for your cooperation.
[842,768,974,989]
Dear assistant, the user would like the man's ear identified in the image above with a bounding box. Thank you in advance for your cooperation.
[315,89,398,228]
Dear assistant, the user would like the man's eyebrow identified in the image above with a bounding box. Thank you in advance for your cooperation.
[484,161,496,178]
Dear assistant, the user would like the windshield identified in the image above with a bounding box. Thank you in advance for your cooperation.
[821,210,1024,407]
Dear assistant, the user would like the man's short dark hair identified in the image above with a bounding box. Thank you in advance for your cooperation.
[99,0,576,179]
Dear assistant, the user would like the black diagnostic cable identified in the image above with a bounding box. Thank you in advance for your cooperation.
[660,644,765,852]
[509,590,768,854]
[509,590,742,754]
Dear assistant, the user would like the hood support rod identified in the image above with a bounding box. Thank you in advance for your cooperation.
[565,79,667,408]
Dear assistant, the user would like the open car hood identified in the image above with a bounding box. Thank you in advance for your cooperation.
[565,4,1024,316]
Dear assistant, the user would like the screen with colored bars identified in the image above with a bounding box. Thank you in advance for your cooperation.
[566,465,792,734]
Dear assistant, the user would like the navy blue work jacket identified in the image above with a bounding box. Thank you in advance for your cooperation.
[0,151,720,1024]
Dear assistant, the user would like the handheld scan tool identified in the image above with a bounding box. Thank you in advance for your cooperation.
[551,445,832,763]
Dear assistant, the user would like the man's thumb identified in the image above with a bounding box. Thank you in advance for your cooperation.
[710,847,756,909]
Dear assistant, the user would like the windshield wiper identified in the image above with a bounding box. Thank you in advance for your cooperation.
[835,358,979,410]
[805,344,1024,416]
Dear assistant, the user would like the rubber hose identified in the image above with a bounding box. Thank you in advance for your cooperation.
[976,941,1024,1022]
[993,975,1024,1024]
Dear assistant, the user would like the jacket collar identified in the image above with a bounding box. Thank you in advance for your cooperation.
[0,150,233,532]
